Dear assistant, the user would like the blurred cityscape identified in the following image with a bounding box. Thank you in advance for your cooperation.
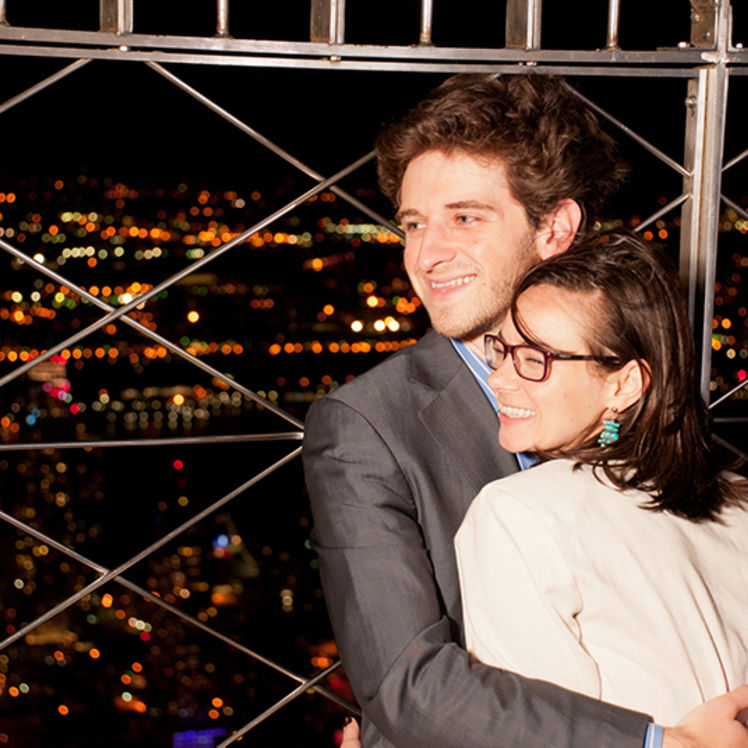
[0,172,745,747]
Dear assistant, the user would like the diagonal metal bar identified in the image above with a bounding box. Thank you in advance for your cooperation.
[145,61,400,234]
[115,584,357,714]
[217,659,346,747]
[0,236,303,429]
[0,58,90,115]
[0,148,374,420]
[721,193,748,221]
[709,377,748,410]
[632,192,689,233]
[565,82,690,178]
[0,445,301,651]
[722,147,748,173]
[0,504,355,713]
[713,433,747,461]
[0,433,303,451]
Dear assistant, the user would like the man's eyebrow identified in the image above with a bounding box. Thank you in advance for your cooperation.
[395,201,497,224]
[394,207,419,225]
[445,200,497,212]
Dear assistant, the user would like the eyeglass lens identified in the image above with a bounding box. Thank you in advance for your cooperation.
[489,339,547,381]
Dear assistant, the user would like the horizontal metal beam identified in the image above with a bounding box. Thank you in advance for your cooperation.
[0,433,304,451]
[0,44,710,75]
[0,24,731,65]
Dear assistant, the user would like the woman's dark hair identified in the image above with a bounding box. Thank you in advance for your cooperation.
[510,232,745,521]
[375,73,628,237]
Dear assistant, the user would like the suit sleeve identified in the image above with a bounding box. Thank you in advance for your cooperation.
[303,396,651,748]
[456,485,603,699]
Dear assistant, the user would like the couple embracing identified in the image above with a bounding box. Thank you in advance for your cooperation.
[303,74,748,748]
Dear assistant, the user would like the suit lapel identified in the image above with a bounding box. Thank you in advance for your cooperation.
[409,332,518,493]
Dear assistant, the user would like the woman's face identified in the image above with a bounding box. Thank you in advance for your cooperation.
[488,284,623,454]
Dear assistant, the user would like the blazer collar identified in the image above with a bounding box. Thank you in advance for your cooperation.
[410,331,518,487]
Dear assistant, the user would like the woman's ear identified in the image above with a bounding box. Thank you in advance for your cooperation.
[608,359,650,412]
[535,198,582,260]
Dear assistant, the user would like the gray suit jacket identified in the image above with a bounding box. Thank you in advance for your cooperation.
[303,331,650,747]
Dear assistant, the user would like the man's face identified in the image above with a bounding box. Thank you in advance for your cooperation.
[399,149,542,345]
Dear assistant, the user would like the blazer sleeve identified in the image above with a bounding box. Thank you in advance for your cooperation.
[456,483,603,700]
[303,395,652,748]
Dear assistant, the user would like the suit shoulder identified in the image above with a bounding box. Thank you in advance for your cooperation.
[310,331,456,411]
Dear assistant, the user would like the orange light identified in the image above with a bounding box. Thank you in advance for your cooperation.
[173,394,185,406]
[89,648,101,659]
[58,705,69,716]
[101,593,113,608]
[187,311,200,323]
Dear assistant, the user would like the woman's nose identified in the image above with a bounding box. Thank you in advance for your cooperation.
[488,354,520,394]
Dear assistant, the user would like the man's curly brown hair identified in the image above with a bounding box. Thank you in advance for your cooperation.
[375,73,628,235]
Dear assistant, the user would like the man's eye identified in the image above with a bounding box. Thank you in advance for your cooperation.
[456,215,477,224]
[403,221,424,231]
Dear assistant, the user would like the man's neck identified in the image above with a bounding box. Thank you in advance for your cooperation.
[460,335,487,361]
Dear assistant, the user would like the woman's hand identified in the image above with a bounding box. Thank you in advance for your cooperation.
[340,718,361,748]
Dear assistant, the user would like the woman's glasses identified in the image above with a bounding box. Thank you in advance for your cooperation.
[483,333,620,382]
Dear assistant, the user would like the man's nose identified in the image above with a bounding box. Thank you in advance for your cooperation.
[413,223,458,272]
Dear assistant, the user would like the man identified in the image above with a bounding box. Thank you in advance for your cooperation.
[303,74,748,747]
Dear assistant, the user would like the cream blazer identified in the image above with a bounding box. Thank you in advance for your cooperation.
[455,459,748,725]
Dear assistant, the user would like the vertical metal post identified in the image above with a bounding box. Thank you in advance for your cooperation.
[0,0,7,26]
[505,0,542,50]
[420,0,434,45]
[679,2,730,400]
[689,0,719,48]
[99,0,133,34]
[310,0,345,44]
[606,0,621,49]
[216,0,230,37]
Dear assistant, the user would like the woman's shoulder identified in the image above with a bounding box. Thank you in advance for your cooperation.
[481,458,598,495]
[475,459,608,516]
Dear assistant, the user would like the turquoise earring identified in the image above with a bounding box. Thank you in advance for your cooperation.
[597,408,620,448]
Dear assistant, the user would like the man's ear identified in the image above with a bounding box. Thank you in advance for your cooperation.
[536,198,582,260]
[608,359,650,413]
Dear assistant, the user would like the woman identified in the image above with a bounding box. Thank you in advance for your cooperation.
[454,233,748,725]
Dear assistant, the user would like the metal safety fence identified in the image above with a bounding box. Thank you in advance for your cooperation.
[0,1,745,745]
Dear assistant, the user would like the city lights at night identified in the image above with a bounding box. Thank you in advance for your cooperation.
[0,1,747,745]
